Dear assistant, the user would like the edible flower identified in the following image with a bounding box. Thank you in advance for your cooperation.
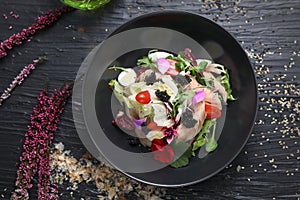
[151,139,174,163]
[163,127,178,144]
[192,89,206,105]
[157,58,170,74]
[133,118,147,130]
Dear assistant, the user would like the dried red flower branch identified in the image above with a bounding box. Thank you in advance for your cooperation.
[11,84,73,200]
[11,89,48,200]
[0,56,46,106]
[37,86,72,200]
[0,5,74,59]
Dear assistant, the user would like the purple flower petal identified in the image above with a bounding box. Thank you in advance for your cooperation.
[166,135,174,144]
[192,89,206,105]
[133,118,147,130]
[157,58,170,74]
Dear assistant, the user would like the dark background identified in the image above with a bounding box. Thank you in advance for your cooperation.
[0,0,299,199]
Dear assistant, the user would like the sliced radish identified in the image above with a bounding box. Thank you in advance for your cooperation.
[157,58,170,74]
[117,69,137,87]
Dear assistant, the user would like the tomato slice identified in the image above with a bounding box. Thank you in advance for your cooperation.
[205,104,222,119]
[135,90,151,104]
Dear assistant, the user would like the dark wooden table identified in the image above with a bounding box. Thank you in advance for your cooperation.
[0,0,299,199]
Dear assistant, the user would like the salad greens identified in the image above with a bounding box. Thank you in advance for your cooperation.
[192,119,215,152]
[108,48,235,168]
[205,121,218,152]
[137,56,153,68]
[220,69,236,101]
[170,146,193,168]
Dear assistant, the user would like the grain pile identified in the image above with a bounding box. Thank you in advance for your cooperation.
[51,142,166,200]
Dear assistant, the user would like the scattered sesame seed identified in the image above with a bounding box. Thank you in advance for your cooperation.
[2,13,8,19]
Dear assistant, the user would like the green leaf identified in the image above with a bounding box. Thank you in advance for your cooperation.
[198,61,208,69]
[203,77,215,88]
[137,56,152,68]
[192,119,215,152]
[108,65,128,71]
[175,61,186,72]
[205,139,218,152]
[205,121,218,152]
[220,69,236,101]
[192,137,206,152]
[189,61,208,74]
[108,79,117,88]
[173,53,191,67]
[170,145,192,168]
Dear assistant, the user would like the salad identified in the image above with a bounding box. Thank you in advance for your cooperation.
[108,48,235,168]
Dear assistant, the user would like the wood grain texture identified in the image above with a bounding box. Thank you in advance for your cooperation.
[0,0,299,199]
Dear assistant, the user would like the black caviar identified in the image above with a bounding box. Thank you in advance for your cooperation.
[155,90,170,102]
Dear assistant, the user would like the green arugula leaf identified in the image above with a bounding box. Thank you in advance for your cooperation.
[192,137,206,152]
[220,69,236,101]
[175,61,186,71]
[205,138,218,152]
[188,61,208,73]
[192,119,215,152]
[205,121,218,152]
[170,143,192,168]
[197,61,208,71]
[137,56,152,68]
[172,52,191,67]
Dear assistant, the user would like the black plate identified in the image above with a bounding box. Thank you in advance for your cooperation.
[78,11,257,187]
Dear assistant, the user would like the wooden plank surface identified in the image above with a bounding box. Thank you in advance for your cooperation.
[0,0,299,199]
